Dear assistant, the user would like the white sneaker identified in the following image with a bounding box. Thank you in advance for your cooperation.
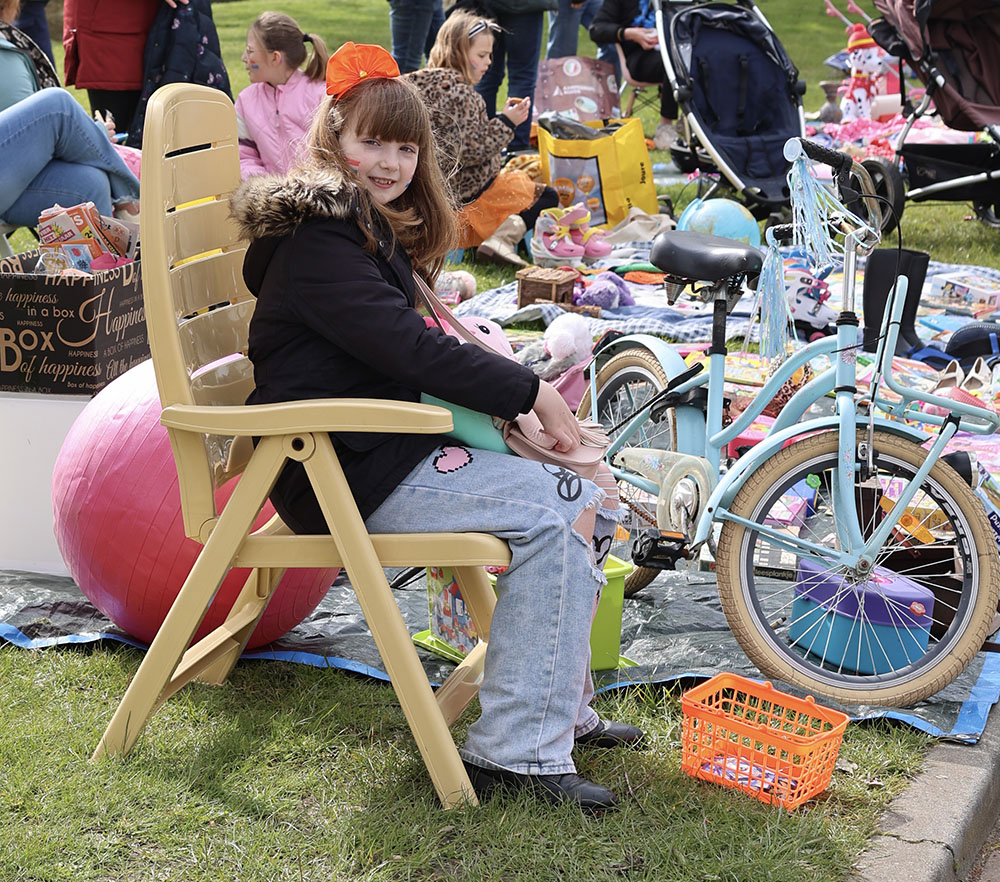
[653,121,678,151]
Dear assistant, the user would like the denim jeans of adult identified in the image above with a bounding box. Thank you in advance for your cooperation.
[546,0,619,77]
[474,11,543,151]
[0,88,140,227]
[387,0,445,74]
[366,444,616,775]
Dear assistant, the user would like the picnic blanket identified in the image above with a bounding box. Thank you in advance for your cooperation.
[2,565,998,743]
[453,250,1000,347]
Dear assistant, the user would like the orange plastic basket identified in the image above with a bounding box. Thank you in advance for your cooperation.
[680,673,849,810]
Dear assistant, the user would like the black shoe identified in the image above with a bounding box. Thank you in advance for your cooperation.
[575,719,646,750]
[463,761,618,813]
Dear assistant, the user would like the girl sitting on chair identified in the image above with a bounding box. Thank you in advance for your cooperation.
[231,41,640,812]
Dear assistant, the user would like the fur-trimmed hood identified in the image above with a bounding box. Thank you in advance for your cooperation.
[230,167,357,241]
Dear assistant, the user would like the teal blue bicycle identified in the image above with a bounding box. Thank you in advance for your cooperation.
[580,138,1000,706]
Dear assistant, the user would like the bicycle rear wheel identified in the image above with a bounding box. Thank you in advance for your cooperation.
[716,430,999,706]
[577,349,672,596]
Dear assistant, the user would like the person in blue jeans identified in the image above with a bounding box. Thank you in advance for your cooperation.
[387,0,445,74]
[473,0,555,152]
[546,0,619,79]
[0,87,140,227]
[235,41,644,812]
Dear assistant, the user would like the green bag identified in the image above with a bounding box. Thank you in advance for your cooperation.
[420,393,513,454]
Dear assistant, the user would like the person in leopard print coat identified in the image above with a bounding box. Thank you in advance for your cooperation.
[405,10,558,266]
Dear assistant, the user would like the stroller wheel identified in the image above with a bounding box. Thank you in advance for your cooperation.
[973,200,1000,231]
[859,157,905,235]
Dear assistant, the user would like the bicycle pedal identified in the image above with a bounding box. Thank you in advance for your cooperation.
[631,528,689,570]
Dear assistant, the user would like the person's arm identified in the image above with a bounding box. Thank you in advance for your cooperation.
[235,97,268,178]
[288,223,538,420]
[0,49,40,113]
[454,82,515,167]
[588,0,630,45]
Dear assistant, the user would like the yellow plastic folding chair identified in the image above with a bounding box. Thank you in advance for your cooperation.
[91,83,511,809]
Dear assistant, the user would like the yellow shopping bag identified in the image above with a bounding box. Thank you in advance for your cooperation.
[537,117,658,229]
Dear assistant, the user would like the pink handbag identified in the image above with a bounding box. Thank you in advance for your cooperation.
[413,273,608,480]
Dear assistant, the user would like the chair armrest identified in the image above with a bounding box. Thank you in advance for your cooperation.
[160,399,455,435]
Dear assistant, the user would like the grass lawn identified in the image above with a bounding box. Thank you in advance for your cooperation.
[3,2,995,879]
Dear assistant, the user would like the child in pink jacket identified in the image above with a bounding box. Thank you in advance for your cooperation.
[235,12,328,178]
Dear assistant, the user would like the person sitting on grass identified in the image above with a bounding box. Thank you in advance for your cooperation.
[405,12,560,267]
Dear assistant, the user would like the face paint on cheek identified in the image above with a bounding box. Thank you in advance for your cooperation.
[346,158,361,168]
[249,63,259,70]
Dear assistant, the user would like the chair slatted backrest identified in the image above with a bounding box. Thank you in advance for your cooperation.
[140,84,256,540]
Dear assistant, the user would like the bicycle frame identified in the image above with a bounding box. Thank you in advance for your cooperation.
[589,241,1000,574]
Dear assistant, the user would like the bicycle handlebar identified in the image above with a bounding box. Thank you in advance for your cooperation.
[784,137,882,242]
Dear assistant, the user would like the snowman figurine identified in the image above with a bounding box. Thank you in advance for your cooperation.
[839,24,886,122]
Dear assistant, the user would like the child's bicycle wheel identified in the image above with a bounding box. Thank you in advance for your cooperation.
[577,348,672,597]
[716,429,1000,707]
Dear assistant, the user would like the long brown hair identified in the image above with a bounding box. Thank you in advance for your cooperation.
[302,77,457,279]
[427,11,498,84]
[249,11,329,81]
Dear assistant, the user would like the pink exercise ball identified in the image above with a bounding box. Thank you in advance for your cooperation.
[51,360,339,649]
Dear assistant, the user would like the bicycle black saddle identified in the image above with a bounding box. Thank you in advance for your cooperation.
[649,231,763,283]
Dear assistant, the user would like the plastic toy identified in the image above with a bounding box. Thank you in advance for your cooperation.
[839,24,887,122]
[51,360,338,648]
[676,197,761,247]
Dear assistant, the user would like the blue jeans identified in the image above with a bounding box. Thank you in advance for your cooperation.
[366,445,618,775]
[388,0,445,74]
[0,88,140,227]
[546,0,620,78]
[475,11,544,152]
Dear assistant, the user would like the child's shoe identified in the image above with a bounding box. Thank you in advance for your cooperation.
[531,210,585,267]
[568,225,612,261]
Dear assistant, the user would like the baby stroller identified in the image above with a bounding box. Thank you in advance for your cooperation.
[654,0,806,217]
[868,0,1000,231]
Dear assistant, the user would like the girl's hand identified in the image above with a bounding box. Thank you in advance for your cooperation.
[163,0,189,7]
[500,96,531,127]
[624,27,659,50]
[532,381,582,453]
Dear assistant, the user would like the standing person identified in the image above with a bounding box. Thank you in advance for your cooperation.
[406,11,559,266]
[546,0,618,78]
[236,11,328,178]
[62,0,183,135]
[387,0,444,74]
[12,0,51,65]
[472,0,556,152]
[589,0,680,149]
[232,41,642,811]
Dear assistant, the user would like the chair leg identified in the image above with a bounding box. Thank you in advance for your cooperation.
[306,440,477,808]
[436,641,487,726]
[92,440,288,760]
[195,567,283,686]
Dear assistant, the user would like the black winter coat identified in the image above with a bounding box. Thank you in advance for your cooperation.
[589,0,643,46]
[126,0,230,146]
[231,169,539,531]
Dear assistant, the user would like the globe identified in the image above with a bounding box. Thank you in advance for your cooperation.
[676,197,762,248]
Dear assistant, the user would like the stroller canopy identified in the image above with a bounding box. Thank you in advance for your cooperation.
[871,0,1000,130]
[669,3,802,206]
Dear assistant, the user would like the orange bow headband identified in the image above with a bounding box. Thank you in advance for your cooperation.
[326,41,400,99]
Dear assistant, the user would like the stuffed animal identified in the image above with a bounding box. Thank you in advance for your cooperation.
[515,312,594,381]
[839,24,887,122]
[576,271,637,309]
[435,269,477,305]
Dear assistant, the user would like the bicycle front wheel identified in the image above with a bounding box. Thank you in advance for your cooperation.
[716,430,999,706]
[578,348,673,596]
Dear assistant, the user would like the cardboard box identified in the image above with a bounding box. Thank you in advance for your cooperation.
[929,272,1000,307]
[0,250,147,395]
